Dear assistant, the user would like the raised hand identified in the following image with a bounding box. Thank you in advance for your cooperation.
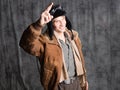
[40,2,53,27]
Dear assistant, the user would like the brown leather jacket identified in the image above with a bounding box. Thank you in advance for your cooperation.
[19,21,87,90]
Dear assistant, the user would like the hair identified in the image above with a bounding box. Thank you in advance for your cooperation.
[47,4,74,40]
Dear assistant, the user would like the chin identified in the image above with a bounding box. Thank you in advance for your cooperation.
[60,28,66,31]
[60,29,66,32]
[55,28,66,33]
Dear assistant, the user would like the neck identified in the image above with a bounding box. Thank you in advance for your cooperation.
[54,31,65,42]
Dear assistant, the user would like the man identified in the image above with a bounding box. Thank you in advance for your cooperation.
[19,2,88,90]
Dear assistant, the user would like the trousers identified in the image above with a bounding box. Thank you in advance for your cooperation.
[57,77,82,90]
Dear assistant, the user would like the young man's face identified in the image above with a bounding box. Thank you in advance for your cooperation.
[52,16,66,33]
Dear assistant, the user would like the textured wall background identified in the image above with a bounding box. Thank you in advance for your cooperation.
[0,0,120,90]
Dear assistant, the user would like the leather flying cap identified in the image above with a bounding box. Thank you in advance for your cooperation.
[49,5,66,18]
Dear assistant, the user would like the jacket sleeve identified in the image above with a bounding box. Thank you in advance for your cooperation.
[73,33,88,88]
[76,37,88,90]
[19,20,44,57]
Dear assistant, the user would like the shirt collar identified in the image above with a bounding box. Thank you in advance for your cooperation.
[54,29,71,40]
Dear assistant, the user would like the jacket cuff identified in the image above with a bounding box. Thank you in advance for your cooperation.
[32,19,44,31]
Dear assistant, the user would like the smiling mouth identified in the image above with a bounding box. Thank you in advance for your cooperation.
[60,26,65,28]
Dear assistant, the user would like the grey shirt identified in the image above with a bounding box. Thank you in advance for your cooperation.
[59,38,76,78]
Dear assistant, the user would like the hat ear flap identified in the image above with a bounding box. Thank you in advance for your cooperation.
[66,16,72,30]
[47,21,54,40]
[66,16,74,39]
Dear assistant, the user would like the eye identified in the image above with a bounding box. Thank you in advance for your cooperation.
[54,20,60,23]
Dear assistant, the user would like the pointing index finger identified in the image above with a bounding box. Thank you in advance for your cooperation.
[46,2,53,12]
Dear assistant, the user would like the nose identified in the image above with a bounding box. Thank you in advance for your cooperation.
[60,20,66,26]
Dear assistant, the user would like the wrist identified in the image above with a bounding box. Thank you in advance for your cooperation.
[32,19,44,30]
[37,19,45,28]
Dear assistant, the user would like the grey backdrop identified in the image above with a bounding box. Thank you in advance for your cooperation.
[0,0,120,90]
